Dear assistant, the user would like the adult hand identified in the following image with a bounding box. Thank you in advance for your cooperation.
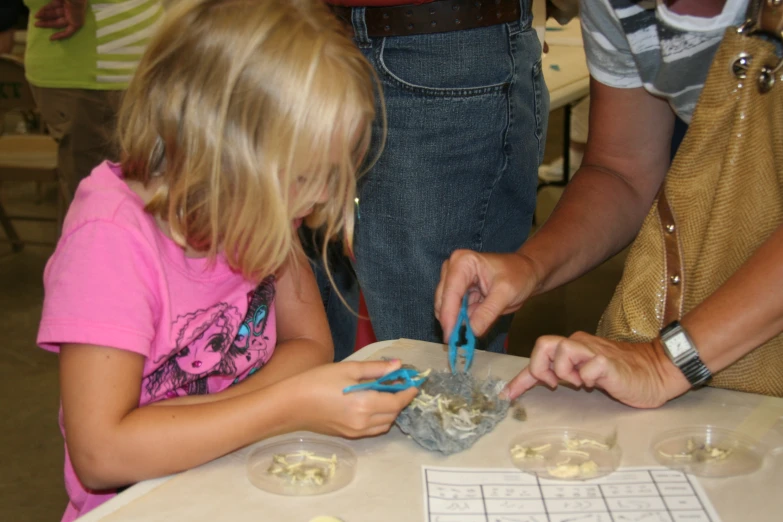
[35,0,87,41]
[435,249,539,339]
[291,359,418,438]
[502,332,691,409]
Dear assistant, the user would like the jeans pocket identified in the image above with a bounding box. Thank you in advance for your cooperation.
[374,25,513,97]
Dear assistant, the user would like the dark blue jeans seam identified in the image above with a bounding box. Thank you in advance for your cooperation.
[476,27,517,252]
[532,57,545,163]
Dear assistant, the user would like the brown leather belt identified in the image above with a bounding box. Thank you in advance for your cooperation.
[331,0,522,38]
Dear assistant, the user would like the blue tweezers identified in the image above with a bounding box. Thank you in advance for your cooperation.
[343,368,429,394]
[449,294,476,374]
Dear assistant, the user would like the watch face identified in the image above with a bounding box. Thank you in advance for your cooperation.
[667,332,691,359]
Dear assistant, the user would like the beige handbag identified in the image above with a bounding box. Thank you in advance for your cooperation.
[597,0,783,396]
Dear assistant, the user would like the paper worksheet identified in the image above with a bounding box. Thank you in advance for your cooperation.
[422,466,721,522]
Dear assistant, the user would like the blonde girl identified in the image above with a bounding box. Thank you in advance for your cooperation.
[36,1,415,520]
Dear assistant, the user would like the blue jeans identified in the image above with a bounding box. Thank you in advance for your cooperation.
[301,232,360,362]
[319,1,548,357]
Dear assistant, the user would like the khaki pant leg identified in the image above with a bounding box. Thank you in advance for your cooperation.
[30,87,124,195]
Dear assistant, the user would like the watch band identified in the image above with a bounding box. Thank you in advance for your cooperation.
[660,321,712,387]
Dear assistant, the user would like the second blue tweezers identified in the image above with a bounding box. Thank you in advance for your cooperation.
[343,368,429,394]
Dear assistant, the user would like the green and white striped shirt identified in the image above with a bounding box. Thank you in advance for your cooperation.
[24,0,162,90]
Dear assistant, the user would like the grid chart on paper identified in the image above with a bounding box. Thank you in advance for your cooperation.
[423,466,721,522]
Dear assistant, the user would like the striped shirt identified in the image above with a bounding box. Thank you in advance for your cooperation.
[24,0,162,90]
[580,0,748,123]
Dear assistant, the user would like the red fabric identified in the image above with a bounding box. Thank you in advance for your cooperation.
[328,0,435,6]
[354,291,377,352]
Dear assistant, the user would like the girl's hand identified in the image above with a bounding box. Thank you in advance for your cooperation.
[502,332,691,409]
[289,359,419,438]
[435,249,539,339]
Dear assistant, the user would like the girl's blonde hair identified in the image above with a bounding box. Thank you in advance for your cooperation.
[118,0,378,281]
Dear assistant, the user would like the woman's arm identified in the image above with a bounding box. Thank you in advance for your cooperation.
[504,224,783,406]
[436,81,676,337]
[518,80,675,294]
[60,344,415,490]
[682,223,783,374]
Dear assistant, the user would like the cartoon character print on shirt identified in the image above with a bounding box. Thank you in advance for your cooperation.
[231,277,275,385]
[144,277,276,398]
[145,302,243,397]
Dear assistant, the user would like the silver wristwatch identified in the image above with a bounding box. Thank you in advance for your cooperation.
[659,321,712,387]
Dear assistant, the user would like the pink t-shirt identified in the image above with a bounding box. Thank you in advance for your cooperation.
[38,161,277,522]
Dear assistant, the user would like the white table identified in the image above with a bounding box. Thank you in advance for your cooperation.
[81,339,783,522]
[540,18,589,188]
[542,19,589,112]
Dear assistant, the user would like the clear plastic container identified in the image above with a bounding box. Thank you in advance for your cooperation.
[509,427,621,481]
[651,426,767,477]
[247,437,357,495]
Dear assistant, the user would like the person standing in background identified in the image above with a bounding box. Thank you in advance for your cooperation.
[0,0,28,54]
[23,0,162,195]
[320,0,550,359]
[435,0,783,405]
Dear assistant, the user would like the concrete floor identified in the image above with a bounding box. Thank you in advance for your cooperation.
[0,107,627,521]
[0,184,69,520]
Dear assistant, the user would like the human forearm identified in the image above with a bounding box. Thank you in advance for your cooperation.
[158,338,333,406]
[70,382,297,490]
[521,82,675,296]
[436,163,663,338]
[519,164,657,295]
[681,224,783,373]
[435,84,675,338]
[248,338,333,386]
[69,358,417,490]
[507,226,783,406]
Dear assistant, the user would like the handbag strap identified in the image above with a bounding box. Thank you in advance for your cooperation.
[753,0,783,38]
[745,0,763,23]
[658,189,684,324]
[742,0,783,41]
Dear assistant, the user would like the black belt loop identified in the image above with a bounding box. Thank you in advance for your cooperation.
[331,0,522,39]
